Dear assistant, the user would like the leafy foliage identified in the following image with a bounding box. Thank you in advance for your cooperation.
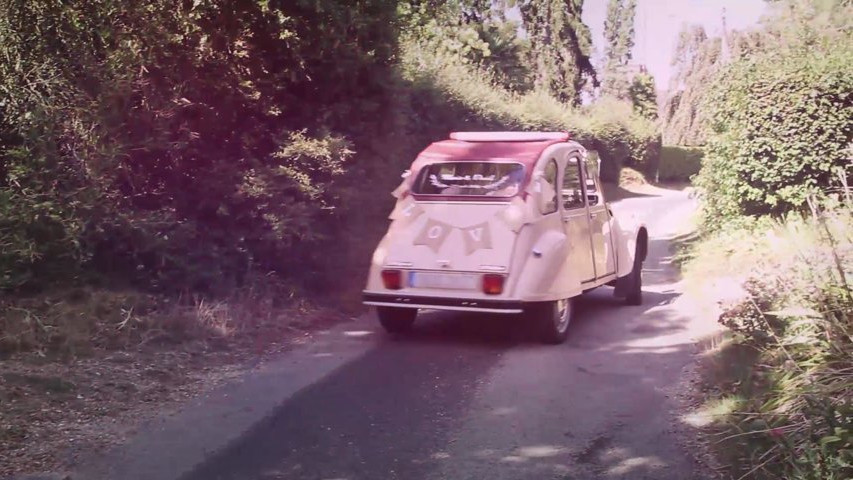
[399,1,533,92]
[658,146,702,182]
[400,41,660,182]
[660,25,722,146]
[517,0,596,105]
[601,0,637,98]
[696,48,852,226]
[628,72,657,120]
[683,2,853,477]
[0,0,400,293]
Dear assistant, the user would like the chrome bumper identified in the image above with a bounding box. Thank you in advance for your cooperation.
[362,292,523,314]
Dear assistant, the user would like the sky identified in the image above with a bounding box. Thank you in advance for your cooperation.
[583,0,769,87]
[508,0,770,88]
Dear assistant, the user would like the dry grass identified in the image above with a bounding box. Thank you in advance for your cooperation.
[618,167,648,187]
[0,286,350,476]
[684,196,853,480]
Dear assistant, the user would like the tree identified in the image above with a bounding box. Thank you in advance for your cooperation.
[601,0,637,98]
[628,71,657,119]
[399,0,533,92]
[0,0,401,291]
[661,25,721,145]
[516,0,596,105]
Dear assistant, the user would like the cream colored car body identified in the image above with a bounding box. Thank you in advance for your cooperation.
[362,133,647,315]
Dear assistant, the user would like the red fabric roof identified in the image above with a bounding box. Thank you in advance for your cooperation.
[412,138,564,169]
[404,137,568,201]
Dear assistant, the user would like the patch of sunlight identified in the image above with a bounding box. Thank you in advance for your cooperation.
[622,336,694,350]
[605,456,665,476]
[517,445,565,458]
[312,352,334,357]
[490,406,517,416]
[682,396,743,428]
[600,447,630,462]
[699,335,734,357]
[343,330,373,337]
[431,452,451,460]
[620,346,682,354]
[500,455,528,463]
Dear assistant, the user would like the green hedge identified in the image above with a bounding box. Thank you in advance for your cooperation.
[658,146,704,182]
[400,42,661,183]
[695,48,853,227]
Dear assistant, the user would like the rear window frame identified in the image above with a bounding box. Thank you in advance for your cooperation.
[409,160,528,201]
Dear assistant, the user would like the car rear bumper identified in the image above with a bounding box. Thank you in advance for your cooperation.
[362,292,524,314]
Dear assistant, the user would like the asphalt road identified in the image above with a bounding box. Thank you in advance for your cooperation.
[174,189,709,480]
[78,188,712,480]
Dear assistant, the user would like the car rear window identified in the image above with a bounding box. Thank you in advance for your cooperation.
[411,162,526,197]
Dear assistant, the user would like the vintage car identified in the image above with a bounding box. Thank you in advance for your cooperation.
[362,132,648,344]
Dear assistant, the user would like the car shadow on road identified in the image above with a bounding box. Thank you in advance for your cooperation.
[181,221,709,479]
[178,282,700,480]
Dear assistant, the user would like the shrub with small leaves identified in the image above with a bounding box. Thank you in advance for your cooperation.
[696,48,853,227]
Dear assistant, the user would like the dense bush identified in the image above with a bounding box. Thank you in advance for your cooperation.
[0,0,400,293]
[628,72,658,120]
[695,48,852,227]
[658,146,703,182]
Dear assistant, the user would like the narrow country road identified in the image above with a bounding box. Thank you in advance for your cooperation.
[78,188,713,480]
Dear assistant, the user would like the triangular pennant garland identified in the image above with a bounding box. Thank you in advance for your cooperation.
[461,222,493,255]
[413,218,453,253]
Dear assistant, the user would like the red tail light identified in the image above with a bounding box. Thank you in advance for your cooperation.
[482,274,505,295]
[381,269,403,290]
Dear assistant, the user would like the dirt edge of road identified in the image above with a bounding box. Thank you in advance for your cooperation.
[0,305,355,480]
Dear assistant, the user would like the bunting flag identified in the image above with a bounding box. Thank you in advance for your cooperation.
[391,174,411,199]
[395,180,540,254]
[496,197,527,232]
[413,218,453,253]
[388,196,424,224]
[461,222,493,255]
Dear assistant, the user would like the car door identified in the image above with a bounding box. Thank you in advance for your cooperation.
[581,158,617,278]
[561,156,596,284]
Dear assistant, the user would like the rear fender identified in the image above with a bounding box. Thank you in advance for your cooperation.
[511,229,580,300]
[613,215,648,279]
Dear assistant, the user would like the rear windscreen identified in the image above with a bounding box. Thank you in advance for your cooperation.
[411,162,525,197]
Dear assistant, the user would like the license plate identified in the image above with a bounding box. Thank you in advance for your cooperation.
[408,272,478,290]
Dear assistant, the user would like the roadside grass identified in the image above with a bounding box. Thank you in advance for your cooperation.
[0,284,349,476]
[683,197,853,480]
[0,284,343,360]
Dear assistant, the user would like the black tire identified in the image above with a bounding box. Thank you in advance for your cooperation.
[377,307,417,333]
[528,298,574,344]
[625,254,643,306]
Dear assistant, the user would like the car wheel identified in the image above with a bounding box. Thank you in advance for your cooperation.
[625,254,643,306]
[533,298,573,344]
[377,307,417,333]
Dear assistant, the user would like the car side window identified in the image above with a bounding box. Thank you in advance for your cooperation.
[582,160,602,206]
[540,159,558,214]
[561,158,586,210]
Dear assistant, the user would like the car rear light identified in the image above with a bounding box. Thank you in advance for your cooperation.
[482,274,505,295]
[381,269,403,290]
